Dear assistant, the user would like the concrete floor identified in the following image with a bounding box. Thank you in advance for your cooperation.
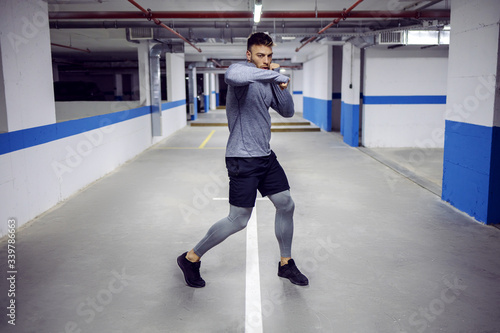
[359,147,444,197]
[1,112,500,333]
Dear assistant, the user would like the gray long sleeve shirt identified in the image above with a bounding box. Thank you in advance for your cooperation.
[224,61,295,157]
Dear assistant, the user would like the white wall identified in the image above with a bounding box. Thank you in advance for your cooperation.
[362,47,449,147]
[303,45,333,101]
[0,104,187,238]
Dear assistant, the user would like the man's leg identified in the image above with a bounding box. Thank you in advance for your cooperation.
[267,190,294,265]
[178,204,252,288]
[268,190,308,286]
[192,204,253,258]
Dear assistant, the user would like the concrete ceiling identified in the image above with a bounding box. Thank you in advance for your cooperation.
[48,0,451,63]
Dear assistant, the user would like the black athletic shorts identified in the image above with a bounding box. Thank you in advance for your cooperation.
[225,151,290,208]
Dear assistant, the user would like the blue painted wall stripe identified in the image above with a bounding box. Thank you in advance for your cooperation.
[303,96,332,131]
[0,100,186,156]
[341,101,359,147]
[161,99,186,109]
[363,95,447,105]
[442,120,500,224]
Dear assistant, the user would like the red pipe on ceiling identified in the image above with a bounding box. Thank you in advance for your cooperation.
[127,0,202,53]
[51,43,91,53]
[296,0,365,52]
[49,10,450,20]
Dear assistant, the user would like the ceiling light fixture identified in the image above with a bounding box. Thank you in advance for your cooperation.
[254,0,262,23]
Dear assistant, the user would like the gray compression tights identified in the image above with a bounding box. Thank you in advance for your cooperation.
[193,190,295,258]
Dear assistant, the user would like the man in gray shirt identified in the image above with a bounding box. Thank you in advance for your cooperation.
[178,32,308,287]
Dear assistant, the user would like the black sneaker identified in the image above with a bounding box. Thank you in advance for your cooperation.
[177,252,206,288]
[278,259,309,286]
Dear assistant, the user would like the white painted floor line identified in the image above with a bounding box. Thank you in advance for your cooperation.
[212,197,263,332]
[245,207,263,333]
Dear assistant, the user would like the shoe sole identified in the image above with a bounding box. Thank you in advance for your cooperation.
[278,274,309,286]
[177,257,205,288]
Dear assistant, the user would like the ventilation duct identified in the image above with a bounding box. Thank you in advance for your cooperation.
[378,31,407,45]
[378,29,450,46]
[128,27,153,40]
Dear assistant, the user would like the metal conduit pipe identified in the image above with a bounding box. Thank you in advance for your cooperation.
[49,10,450,20]
[49,20,384,30]
[148,42,185,136]
[149,43,164,136]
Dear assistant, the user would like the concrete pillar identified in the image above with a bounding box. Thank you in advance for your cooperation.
[203,73,210,112]
[188,67,198,120]
[210,73,216,110]
[114,74,123,101]
[0,54,6,133]
[291,69,303,113]
[138,40,151,106]
[341,43,361,147]
[165,52,186,102]
[303,45,333,131]
[0,0,56,132]
[442,0,500,224]
[52,63,60,82]
[215,74,220,107]
[332,46,343,132]
[131,72,139,100]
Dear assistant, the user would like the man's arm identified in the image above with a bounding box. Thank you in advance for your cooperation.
[270,80,294,118]
[225,62,289,87]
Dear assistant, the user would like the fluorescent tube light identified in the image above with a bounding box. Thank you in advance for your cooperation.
[254,0,262,23]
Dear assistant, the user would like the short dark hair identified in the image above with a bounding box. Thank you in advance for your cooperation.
[247,32,274,51]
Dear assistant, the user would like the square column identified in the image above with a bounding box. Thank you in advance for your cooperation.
[138,40,151,106]
[203,73,210,113]
[302,45,333,131]
[215,74,220,107]
[210,73,217,110]
[0,0,56,132]
[442,0,500,224]
[341,43,361,147]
